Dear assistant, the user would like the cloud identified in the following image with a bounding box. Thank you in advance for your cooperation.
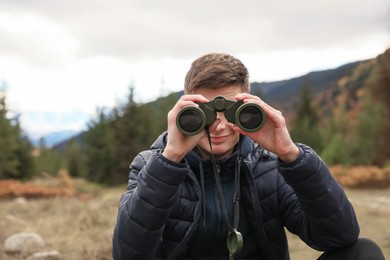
[1,0,389,65]
[0,0,389,137]
[19,110,90,138]
[0,13,78,67]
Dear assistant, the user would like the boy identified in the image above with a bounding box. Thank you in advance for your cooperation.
[113,53,384,259]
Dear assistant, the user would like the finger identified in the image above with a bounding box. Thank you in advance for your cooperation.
[235,93,279,114]
[179,94,209,103]
[235,93,261,101]
[175,100,199,109]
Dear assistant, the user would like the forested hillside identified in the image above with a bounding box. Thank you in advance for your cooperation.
[1,49,389,184]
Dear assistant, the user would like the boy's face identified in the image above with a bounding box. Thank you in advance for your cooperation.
[192,85,242,160]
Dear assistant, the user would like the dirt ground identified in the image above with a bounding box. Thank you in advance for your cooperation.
[0,186,389,259]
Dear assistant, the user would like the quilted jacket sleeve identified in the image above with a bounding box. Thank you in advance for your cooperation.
[112,150,189,260]
[278,144,360,251]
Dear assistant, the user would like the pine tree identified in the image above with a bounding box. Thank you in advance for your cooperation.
[14,120,35,179]
[0,89,20,178]
[290,78,323,152]
[112,86,154,183]
[83,107,116,184]
[0,85,34,179]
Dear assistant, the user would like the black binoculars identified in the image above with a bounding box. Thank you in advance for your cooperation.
[176,96,266,136]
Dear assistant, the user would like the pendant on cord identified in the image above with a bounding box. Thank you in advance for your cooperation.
[206,129,244,260]
[227,228,243,260]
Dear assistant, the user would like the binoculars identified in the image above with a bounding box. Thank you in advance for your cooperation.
[176,96,266,136]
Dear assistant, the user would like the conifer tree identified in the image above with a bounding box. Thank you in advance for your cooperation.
[0,89,20,178]
[14,121,35,179]
[290,78,323,152]
[0,84,34,179]
[83,107,116,184]
[112,86,154,183]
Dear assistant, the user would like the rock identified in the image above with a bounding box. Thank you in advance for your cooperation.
[26,250,60,260]
[4,232,45,254]
[15,197,27,204]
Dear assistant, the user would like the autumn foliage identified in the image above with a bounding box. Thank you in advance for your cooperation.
[0,166,389,199]
[0,171,75,199]
[331,165,390,189]
[0,180,75,199]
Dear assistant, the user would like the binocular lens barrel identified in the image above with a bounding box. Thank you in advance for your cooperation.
[177,107,205,136]
[237,105,264,131]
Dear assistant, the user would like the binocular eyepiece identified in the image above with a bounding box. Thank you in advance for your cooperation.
[176,96,266,136]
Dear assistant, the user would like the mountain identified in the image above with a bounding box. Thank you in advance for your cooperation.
[31,130,80,148]
[251,60,365,103]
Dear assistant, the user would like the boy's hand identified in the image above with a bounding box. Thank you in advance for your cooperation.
[162,95,211,163]
[233,93,300,163]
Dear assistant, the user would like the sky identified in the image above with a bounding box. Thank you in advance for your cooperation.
[0,0,389,139]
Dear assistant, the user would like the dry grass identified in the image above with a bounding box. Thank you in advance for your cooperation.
[287,188,390,259]
[0,172,120,260]
[0,168,389,259]
[0,186,121,260]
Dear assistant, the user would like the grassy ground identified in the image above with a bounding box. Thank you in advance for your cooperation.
[0,185,389,259]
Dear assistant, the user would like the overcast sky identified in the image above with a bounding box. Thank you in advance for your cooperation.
[0,0,389,138]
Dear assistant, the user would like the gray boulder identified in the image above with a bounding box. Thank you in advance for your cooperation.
[4,232,45,254]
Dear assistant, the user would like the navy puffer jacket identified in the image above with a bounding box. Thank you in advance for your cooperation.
[112,132,359,259]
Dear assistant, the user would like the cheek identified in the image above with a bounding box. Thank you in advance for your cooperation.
[229,133,240,144]
[198,137,212,150]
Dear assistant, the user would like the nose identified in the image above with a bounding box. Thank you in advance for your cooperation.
[215,112,228,131]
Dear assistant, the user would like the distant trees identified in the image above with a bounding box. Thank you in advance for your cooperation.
[2,49,389,184]
[368,49,390,166]
[66,139,85,178]
[80,86,176,185]
[34,138,66,176]
[320,106,351,165]
[290,51,389,167]
[319,50,389,167]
